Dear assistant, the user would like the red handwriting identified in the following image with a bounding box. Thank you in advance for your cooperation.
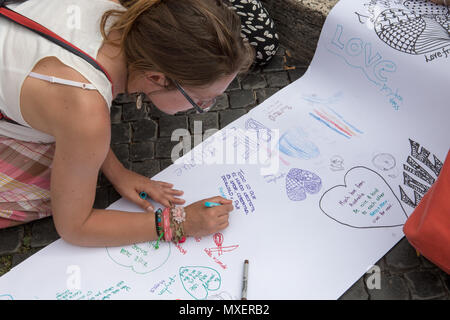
[175,243,187,255]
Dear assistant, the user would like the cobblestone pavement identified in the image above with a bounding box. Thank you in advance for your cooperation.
[0,46,448,300]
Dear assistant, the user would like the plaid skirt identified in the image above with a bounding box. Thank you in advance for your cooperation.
[0,136,55,229]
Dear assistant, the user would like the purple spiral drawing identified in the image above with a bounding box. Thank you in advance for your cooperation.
[285,168,322,201]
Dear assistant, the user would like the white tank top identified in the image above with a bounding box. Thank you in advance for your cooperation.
[0,0,125,143]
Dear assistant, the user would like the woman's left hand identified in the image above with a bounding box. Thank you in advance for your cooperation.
[110,167,185,212]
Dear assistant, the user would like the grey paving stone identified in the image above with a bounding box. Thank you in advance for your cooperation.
[368,273,410,300]
[228,90,256,109]
[148,103,168,119]
[188,113,219,133]
[108,186,122,205]
[94,187,110,209]
[132,119,158,141]
[285,52,308,68]
[219,109,247,129]
[110,144,130,164]
[160,159,174,171]
[405,270,447,300]
[419,255,445,270]
[255,88,280,104]
[131,160,161,179]
[113,92,137,105]
[11,248,43,268]
[261,0,339,64]
[385,237,421,270]
[111,123,131,144]
[122,102,147,121]
[97,171,112,188]
[110,103,122,124]
[130,142,155,161]
[155,137,181,159]
[261,55,285,72]
[339,277,369,300]
[241,73,267,90]
[159,116,188,138]
[209,94,229,111]
[226,77,241,91]
[0,226,24,256]
[30,217,60,248]
[275,46,286,57]
[266,71,290,88]
[288,67,308,82]
[438,271,450,297]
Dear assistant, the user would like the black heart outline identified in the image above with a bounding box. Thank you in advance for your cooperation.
[319,166,409,229]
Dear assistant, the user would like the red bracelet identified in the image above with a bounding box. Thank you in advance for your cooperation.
[163,207,172,242]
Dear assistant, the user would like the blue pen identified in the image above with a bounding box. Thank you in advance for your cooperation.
[205,201,221,207]
[139,192,148,200]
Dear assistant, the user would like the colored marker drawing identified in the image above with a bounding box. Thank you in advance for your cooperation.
[106,241,171,274]
[179,266,221,300]
[278,127,320,159]
[245,118,273,143]
[286,168,322,201]
[303,93,364,139]
[207,233,239,257]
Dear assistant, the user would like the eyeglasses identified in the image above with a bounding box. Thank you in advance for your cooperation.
[173,80,217,113]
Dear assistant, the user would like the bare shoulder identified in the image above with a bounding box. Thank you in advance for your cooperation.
[20,56,111,140]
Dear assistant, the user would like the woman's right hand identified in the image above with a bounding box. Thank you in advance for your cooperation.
[183,196,234,238]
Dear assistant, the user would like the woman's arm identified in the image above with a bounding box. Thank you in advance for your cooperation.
[50,98,158,247]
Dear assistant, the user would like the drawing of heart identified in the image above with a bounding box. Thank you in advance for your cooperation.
[285,168,322,201]
[106,241,171,274]
[179,266,221,300]
[374,1,449,55]
[319,166,408,228]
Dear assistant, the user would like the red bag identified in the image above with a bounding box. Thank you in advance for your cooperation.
[403,150,450,274]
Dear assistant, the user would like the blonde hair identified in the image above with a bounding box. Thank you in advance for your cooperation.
[100,0,255,87]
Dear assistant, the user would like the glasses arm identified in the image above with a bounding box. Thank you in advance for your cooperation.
[173,81,204,114]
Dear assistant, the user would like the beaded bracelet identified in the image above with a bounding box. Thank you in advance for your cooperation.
[170,205,186,244]
[154,208,163,238]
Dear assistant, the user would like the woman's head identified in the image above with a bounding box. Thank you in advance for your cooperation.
[101,0,255,114]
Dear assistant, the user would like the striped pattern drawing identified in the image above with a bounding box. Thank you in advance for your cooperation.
[374,0,450,55]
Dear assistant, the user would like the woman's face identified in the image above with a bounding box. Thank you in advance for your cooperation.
[130,72,237,115]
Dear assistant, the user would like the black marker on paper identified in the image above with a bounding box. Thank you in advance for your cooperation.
[241,259,249,300]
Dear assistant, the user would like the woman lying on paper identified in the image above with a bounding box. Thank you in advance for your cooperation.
[0,0,279,246]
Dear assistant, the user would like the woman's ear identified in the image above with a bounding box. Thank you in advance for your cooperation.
[145,71,169,88]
